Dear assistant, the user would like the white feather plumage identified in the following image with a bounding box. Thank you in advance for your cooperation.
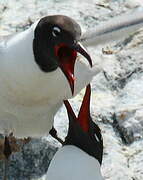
[46,145,104,180]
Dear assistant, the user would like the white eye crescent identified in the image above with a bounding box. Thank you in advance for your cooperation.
[94,134,100,142]
[52,27,61,37]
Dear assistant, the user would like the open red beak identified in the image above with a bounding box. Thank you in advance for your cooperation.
[55,43,92,95]
[78,84,91,132]
[64,84,91,133]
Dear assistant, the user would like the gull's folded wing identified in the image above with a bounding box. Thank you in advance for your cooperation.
[0,34,16,43]
[81,9,143,47]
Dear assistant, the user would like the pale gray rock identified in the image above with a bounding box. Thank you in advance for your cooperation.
[129,141,143,180]
[0,138,57,180]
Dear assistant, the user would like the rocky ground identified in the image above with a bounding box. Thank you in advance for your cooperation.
[0,0,143,179]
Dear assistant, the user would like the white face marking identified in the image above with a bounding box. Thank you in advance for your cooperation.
[78,42,86,51]
[94,134,100,142]
[52,26,61,37]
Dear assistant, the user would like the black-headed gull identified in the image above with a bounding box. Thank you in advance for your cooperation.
[46,85,103,180]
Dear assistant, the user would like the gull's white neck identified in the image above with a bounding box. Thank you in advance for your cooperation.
[2,23,39,80]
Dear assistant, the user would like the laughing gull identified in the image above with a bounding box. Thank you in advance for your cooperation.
[46,85,103,180]
[0,15,95,139]
[0,9,143,139]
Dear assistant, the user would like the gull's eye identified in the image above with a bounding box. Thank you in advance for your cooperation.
[52,26,61,37]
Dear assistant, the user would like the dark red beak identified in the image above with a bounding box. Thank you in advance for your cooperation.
[64,84,91,133]
[55,43,92,95]
[78,84,91,132]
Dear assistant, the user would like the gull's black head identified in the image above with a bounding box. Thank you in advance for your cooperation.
[33,15,92,94]
[64,84,103,165]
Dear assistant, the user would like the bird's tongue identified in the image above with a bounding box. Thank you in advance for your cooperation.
[55,43,92,95]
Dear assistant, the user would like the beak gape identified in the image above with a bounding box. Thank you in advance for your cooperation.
[55,42,92,95]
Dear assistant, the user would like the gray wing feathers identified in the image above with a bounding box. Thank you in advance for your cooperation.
[81,9,143,47]
[0,34,17,44]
